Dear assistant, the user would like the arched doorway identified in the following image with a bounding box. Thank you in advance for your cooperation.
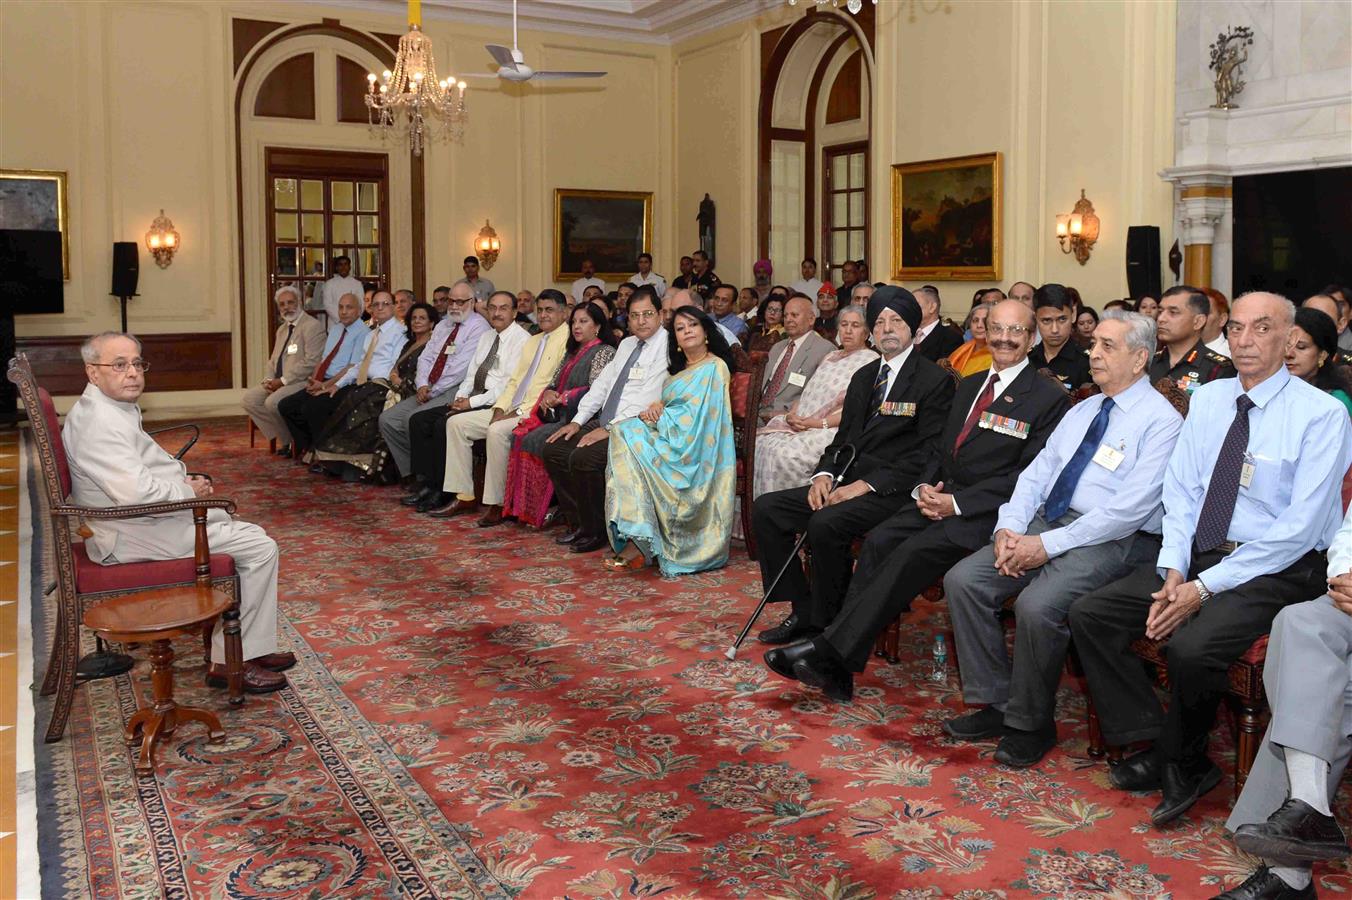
[759,11,875,287]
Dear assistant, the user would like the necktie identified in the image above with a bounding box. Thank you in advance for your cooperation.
[1043,397,1117,522]
[470,333,501,396]
[597,339,646,427]
[867,362,890,419]
[356,324,381,385]
[763,340,797,406]
[1194,393,1255,552]
[954,372,999,450]
[509,336,548,411]
[425,323,462,385]
[314,327,347,381]
[274,322,294,379]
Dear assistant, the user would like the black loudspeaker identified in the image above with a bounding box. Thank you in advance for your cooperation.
[1125,226,1162,299]
[111,241,139,297]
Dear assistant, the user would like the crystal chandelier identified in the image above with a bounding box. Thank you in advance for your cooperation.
[365,0,468,157]
[788,0,876,13]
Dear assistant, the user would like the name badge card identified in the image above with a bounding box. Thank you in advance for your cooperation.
[444,343,456,356]
[629,366,647,380]
[977,411,1031,440]
[1092,444,1125,471]
[878,401,916,417]
[1240,461,1256,488]
[787,372,807,387]
[286,343,299,355]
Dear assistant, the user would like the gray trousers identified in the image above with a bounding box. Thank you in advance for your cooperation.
[378,389,457,477]
[944,513,1154,731]
[1227,595,1352,832]
[241,380,308,444]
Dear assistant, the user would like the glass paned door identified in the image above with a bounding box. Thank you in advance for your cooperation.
[823,143,868,287]
[265,148,389,334]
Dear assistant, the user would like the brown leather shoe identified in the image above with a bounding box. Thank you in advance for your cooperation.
[250,651,297,672]
[428,498,479,519]
[475,505,504,528]
[205,661,287,694]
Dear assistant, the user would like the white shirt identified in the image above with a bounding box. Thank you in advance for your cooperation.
[790,278,823,298]
[631,271,666,294]
[963,357,1030,422]
[1205,334,1231,358]
[455,322,532,408]
[335,316,404,387]
[572,328,670,427]
[571,276,607,304]
[321,274,365,324]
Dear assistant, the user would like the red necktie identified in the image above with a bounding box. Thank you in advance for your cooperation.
[763,340,797,406]
[425,323,462,385]
[313,328,347,381]
[954,373,997,449]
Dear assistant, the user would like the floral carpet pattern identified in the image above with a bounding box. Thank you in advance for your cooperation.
[32,420,1352,898]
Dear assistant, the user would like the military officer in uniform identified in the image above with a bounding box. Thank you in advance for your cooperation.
[1028,284,1092,391]
[1149,285,1235,392]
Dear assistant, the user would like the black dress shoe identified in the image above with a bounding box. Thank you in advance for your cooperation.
[1152,758,1222,825]
[416,492,452,513]
[763,640,818,681]
[274,445,292,457]
[401,485,434,506]
[1213,865,1315,899]
[555,528,583,545]
[756,613,819,646]
[943,707,1006,741]
[308,463,326,474]
[1109,748,1163,791]
[792,656,853,702]
[570,535,609,553]
[1234,798,1351,865]
[994,724,1057,768]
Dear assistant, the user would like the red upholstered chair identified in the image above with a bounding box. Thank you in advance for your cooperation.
[730,356,766,560]
[7,354,245,743]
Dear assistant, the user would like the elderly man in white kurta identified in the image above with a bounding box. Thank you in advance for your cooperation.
[63,332,293,693]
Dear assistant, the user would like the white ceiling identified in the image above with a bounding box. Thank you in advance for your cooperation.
[317,0,783,45]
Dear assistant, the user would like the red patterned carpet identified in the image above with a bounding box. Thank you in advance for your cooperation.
[32,420,1352,898]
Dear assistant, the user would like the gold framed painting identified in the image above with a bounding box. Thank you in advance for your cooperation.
[891,152,1000,281]
[554,189,652,282]
[0,168,70,280]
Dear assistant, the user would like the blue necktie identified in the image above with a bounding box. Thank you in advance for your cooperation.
[597,339,645,427]
[1043,397,1116,522]
[868,362,890,419]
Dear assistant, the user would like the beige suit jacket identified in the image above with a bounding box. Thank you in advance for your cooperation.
[264,313,327,385]
[759,330,835,419]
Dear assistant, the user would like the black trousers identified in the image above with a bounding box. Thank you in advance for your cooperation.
[278,387,348,455]
[1068,547,1326,762]
[409,405,451,484]
[541,427,609,538]
[752,484,906,627]
[820,507,977,670]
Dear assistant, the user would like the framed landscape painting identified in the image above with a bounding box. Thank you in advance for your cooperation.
[0,168,69,279]
[891,152,1000,281]
[554,189,652,281]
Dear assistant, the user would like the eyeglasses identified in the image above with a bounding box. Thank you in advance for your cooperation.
[630,309,659,321]
[90,359,150,373]
[987,324,1031,337]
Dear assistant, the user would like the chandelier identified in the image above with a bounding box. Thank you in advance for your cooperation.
[787,0,876,13]
[365,0,467,157]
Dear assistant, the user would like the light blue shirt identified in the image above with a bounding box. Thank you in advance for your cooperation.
[996,375,1183,558]
[716,312,749,341]
[416,312,491,396]
[1158,365,1352,593]
[335,316,405,387]
[316,320,368,380]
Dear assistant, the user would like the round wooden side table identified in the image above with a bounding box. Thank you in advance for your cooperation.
[83,585,233,776]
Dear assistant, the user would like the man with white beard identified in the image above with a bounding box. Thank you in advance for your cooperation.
[242,284,326,455]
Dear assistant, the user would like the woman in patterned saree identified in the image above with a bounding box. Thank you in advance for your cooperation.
[501,300,618,527]
[752,305,877,498]
[314,301,439,481]
[604,305,737,575]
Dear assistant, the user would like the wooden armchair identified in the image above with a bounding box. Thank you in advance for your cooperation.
[8,354,245,743]
[731,356,767,559]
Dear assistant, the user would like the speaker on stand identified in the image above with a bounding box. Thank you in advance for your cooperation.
[1125,226,1162,300]
[111,241,139,331]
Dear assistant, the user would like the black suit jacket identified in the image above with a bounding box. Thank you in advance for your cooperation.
[916,323,965,362]
[814,350,956,497]
[916,364,1071,547]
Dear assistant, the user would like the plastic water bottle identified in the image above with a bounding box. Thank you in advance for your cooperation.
[931,634,948,683]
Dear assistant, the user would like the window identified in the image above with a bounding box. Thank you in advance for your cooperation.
[823,144,867,286]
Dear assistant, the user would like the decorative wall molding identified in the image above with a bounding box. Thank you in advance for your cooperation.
[17,333,233,396]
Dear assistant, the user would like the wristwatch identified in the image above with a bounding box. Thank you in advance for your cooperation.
[1193,579,1212,604]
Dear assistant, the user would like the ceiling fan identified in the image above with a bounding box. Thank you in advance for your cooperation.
[463,0,607,83]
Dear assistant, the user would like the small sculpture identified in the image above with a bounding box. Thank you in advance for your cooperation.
[1209,26,1254,110]
[697,194,716,269]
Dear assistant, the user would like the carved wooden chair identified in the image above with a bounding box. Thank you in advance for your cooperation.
[731,356,766,559]
[8,354,245,743]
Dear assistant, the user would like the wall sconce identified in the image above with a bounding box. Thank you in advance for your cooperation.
[1055,190,1098,265]
[145,209,180,269]
[474,219,500,271]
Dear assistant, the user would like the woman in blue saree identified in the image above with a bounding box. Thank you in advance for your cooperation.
[604,305,737,575]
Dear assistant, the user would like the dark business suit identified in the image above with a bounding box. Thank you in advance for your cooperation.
[753,350,956,624]
[916,322,965,362]
[819,363,1071,669]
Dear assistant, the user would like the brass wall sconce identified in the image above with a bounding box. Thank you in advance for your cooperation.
[475,219,500,271]
[1055,190,1099,265]
[145,209,180,268]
